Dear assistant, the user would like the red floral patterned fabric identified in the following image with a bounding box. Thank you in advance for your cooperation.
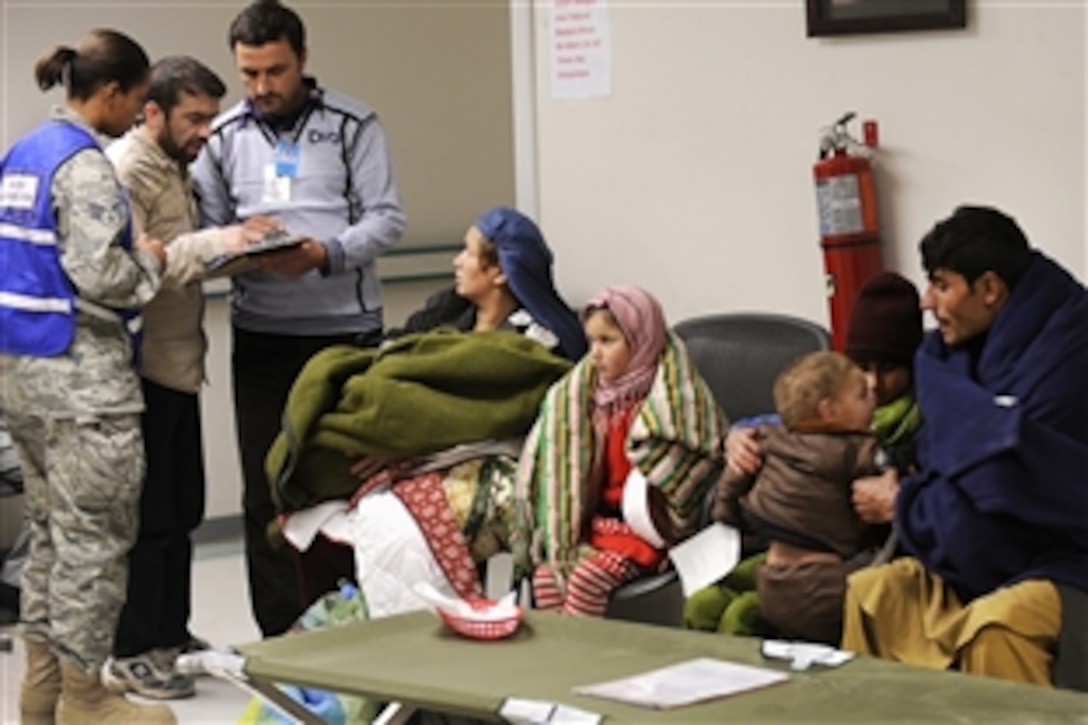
[392,473,483,601]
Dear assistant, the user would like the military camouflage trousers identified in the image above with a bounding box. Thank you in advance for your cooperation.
[6,410,144,672]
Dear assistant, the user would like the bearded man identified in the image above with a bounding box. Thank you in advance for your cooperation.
[104,55,275,699]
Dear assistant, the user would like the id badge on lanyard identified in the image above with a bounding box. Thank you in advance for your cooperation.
[263,138,299,204]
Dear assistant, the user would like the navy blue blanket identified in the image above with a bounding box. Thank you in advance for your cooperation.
[898,253,1088,601]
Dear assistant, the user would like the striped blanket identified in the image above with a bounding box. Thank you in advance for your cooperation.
[512,332,725,582]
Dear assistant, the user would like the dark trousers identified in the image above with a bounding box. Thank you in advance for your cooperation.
[233,327,372,637]
[114,379,205,657]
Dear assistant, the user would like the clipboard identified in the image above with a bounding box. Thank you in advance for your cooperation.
[205,230,304,278]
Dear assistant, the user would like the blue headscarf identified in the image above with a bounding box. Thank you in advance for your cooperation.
[474,206,587,360]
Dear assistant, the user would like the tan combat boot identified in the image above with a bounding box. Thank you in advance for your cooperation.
[19,638,62,725]
[55,661,176,724]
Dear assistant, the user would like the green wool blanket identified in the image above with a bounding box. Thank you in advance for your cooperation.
[265,329,572,511]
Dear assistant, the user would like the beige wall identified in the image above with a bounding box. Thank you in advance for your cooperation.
[528,2,1087,323]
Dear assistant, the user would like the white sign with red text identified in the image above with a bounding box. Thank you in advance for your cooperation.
[550,0,612,100]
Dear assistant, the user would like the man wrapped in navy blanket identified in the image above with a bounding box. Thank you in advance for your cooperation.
[842,205,1088,688]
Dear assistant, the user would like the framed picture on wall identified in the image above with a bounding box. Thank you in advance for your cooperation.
[806,0,967,37]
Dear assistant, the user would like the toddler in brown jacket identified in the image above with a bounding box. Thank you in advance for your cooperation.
[686,351,882,644]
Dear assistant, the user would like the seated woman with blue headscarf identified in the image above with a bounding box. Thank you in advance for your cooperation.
[267,207,585,619]
[388,206,586,360]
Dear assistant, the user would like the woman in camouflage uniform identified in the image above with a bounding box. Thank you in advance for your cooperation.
[0,29,175,725]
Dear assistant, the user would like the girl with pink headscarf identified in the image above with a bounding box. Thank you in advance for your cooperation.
[513,286,725,616]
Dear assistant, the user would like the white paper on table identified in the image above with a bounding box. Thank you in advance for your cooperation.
[620,469,666,548]
[573,657,788,710]
[667,522,741,597]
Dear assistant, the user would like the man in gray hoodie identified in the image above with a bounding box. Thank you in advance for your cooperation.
[191,0,405,637]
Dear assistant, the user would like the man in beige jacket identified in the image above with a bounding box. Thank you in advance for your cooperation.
[104,55,274,700]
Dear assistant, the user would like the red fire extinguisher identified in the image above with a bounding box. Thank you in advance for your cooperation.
[814,112,883,351]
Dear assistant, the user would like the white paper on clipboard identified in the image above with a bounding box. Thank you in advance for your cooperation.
[667,523,741,597]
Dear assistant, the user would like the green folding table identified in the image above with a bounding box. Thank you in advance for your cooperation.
[236,610,1088,722]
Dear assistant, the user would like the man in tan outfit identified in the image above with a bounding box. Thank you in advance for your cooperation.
[104,55,275,699]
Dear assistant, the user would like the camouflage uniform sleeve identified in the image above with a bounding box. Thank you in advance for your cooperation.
[53,148,160,309]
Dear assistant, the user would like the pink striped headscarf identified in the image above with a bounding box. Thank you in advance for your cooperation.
[583,285,667,412]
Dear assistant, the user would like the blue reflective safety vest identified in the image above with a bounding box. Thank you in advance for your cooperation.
[0,120,139,357]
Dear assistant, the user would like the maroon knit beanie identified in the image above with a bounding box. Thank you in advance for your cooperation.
[844,272,923,367]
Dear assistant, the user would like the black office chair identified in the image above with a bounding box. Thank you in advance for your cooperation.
[673,312,831,423]
[605,312,831,627]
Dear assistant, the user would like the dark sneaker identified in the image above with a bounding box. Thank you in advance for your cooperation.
[102,653,196,700]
